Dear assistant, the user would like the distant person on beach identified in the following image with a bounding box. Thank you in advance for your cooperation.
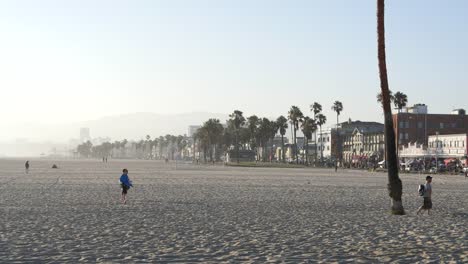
[119,169,133,204]
[25,161,29,173]
[417,176,433,215]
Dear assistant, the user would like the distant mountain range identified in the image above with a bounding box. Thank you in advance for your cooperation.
[2,112,229,144]
[80,112,229,141]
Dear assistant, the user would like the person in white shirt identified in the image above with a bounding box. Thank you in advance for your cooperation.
[417,176,433,215]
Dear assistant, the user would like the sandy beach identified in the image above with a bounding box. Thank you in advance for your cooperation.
[0,159,466,263]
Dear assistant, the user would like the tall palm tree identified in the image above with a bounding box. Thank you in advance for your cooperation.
[194,128,209,163]
[269,120,278,162]
[247,115,259,151]
[316,113,327,163]
[377,0,404,215]
[393,91,408,112]
[377,90,394,105]
[331,101,343,126]
[276,115,288,163]
[158,136,164,159]
[331,101,343,167]
[301,116,316,165]
[311,102,323,165]
[288,106,304,164]
[202,119,224,162]
[229,110,246,163]
[311,102,322,117]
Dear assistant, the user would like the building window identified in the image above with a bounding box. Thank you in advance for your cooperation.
[327,146,330,150]
[405,133,409,140]
[418,122,423,129]
[440,123,444,129]
[405,122,410,128]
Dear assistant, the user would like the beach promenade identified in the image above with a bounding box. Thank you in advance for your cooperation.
[0,159,466,263]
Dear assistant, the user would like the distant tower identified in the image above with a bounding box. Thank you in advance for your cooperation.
[80,128,91,142]
[188,125,202,138]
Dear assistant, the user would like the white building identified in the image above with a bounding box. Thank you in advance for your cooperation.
[80,127,91,142]
[317,128,333,158]
[188,125,201,138]
[428,133,467,158]
[401,103,428,114]
[400,133,468,159]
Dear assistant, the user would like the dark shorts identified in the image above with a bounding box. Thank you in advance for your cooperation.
[422,197,432,209]
[121,184,129,194]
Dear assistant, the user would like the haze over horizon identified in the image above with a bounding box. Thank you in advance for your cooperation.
[1,0,467,142]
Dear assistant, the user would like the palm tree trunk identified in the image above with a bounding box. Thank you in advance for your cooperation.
[281,135,285,163]
[294,126,298,164]
[336,114,339,169]
[377,0,404,215]
[320,126,324,163]
[236,131,240,164]
[305,138,308,165]
[315,131,318,166]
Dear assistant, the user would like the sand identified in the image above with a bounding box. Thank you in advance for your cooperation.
[0,159,466,263]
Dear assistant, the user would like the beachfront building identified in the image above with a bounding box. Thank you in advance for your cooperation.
[399,133,468,165]
[317,128,332,159]
[336,121,385,164]
[393,104,468,147]
[427,133,468,158]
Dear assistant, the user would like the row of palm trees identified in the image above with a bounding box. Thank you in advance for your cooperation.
[377,90,408,112]
[76,134,189,160]
[191,101,345,164]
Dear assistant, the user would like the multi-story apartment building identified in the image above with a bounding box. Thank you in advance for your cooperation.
[341,122,385,163]
[393,104,468,147]
[317,121,385,163]
[316,128,332,159]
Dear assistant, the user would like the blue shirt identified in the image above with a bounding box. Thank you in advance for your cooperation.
[120,174,133,188]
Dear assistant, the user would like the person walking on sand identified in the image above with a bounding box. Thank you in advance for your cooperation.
[417,176,433,215]
[119,169,133,204]
[25,161,30,174]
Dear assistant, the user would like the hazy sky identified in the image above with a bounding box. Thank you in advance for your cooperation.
[1,0,467,129]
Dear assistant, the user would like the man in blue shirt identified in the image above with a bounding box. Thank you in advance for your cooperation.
[120,169,133,204]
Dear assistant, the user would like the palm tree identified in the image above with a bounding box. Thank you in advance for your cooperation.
[377,90,394,105]
[311,102,323,165]
[331,101,343,167]
[288,106,304,164]
[247,115,259,151]
[194,128,209,162]
[377,0,404,215]
[301,116,316,165]
[311,102,322,117]
[202,119,224,162]
[229,110,246,163]
[276,116,288,163]
[331,101,343,126]
[393,91,408,112]
[268,120,278,162]
[158,136,165,159]
[316,113,327,163]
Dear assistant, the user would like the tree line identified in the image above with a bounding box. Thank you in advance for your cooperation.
[75,102,345,164]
